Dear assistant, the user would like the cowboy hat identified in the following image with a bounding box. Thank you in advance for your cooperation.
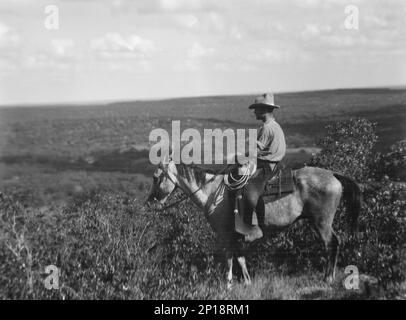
[248,93,280,109]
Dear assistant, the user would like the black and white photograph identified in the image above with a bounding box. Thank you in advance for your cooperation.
[0,0,405,302]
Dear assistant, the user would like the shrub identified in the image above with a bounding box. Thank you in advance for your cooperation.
[346,182,405,285]
[309,118,378,182]
[0,190,223,299]
[1,191,160,299]
[145,191,223,299]
[307,119,405,290]
[371,140,406,182]
[0,192,34,299]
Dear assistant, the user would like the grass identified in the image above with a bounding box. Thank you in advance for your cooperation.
[0,163,150,207]
[227,273,334,300]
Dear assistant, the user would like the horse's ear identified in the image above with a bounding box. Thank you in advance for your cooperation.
[162,154,170,165]
[161,143,173,165]
[169,143,174,160]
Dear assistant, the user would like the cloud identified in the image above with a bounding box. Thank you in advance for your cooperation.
[0,21,21,74]
[294,0,365,8]
[1,0,405,105]
[206,12,224,31]
[229,27,243,40]
[51,38,75,56]
[87,33,157,72]
[329,34,394,48]
[363,15,388,28]
[212,48,304,72]
[324,34,358,47]
[103,59,152,72]
[0,21,20,48]
[0,21,10,38]
[173,14,199,28]
[172,11,225,34]
[90,32,156,58]
[111,0,219,14]
[246,48,293,64]
[301,23,332,39]
[187,41,214,59]
[175,41,214,70]
[298,21,394,50]
[158,0,219,13]
[160,0,198,12]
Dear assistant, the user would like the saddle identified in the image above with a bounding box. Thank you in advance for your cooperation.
[262,168,295,202]
[231,163,295,242]
[224,161,296,204]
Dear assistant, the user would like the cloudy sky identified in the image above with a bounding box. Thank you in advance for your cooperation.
[0,0,405,104]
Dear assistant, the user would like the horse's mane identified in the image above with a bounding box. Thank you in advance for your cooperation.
[175,163,218,186]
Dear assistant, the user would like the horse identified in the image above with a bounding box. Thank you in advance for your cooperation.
[146,156,362,288]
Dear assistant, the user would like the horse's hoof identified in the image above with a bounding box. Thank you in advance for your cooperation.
[325,275,334,284]
[227,281,234,290]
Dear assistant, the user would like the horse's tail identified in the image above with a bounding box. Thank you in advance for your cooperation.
[333,173,362,234]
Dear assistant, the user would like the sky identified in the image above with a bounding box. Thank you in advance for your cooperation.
[0,0,405,105]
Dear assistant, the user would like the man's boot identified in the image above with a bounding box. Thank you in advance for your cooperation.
[234,203,263,242]
[243,211,263,242]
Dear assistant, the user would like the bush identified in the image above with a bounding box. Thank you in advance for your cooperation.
[344,181,405,288]
[309,118,378,182]
[371,140,406,182]
[0,193,34,299]
[1,191,160,299]
[0,189,224,299]
[307,119,405,290]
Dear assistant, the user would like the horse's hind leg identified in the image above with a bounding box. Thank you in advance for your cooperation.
[315,223,340,283]
[226,251,234,289]
[327,230,340,281]
[237,256,251,285]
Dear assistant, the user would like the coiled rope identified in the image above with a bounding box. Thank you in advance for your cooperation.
[223,162,256,191]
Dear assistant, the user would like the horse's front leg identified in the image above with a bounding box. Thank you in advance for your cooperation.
[237,256,251,285]
[224,233,252,287]
[226,251,234,289]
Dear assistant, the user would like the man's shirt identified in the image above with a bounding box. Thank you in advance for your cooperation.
[256,118,286,162]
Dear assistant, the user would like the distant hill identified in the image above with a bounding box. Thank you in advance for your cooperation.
[0,87,405,160]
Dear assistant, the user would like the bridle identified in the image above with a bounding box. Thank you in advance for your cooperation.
[152,161,226,212]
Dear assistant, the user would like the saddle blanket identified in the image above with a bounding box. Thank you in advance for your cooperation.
[262,168,295,203]
[234,168,295,237]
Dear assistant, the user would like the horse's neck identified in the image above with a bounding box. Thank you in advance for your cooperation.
[177,171,223,210]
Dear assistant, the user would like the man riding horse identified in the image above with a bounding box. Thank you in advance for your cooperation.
[233,92,286,242]
[147,92,361,285]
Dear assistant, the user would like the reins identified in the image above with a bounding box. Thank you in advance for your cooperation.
[154,164,227,212]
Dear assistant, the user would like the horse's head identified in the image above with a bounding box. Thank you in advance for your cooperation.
[146,155,178,204]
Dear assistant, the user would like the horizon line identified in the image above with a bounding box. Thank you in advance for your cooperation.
[1,84,405,109]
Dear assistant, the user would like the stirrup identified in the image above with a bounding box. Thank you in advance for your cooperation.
[233,191,242,215]
[244,225,263,242]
